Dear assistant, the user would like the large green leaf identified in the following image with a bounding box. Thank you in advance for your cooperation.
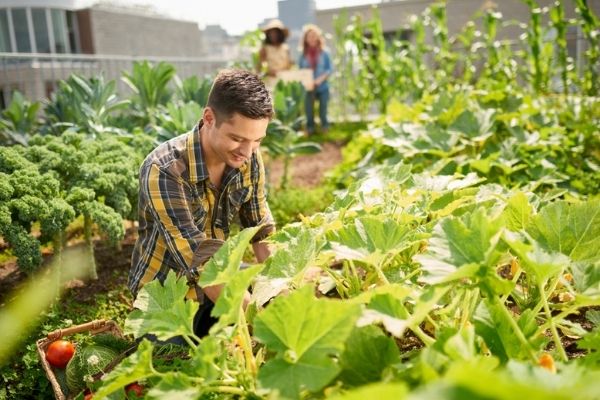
[450,108,495,141]
[504,232,567,286]
[263,226,320,278]
[327,216,415,266]
[211,264,263,330]
[254,286,361,399]
[144,372,201,400]
[198,226,260,287]
[502,191,533,232]
[358,287,447,340]
[473,300,519,362]
[409,359,599,400]
[125,271,197,341]
[94,340,156,399]
[410,172,484,192]
[527,199,600,263]
[258,353,340,400]
[338,325,401,386]
[416,208,504,286]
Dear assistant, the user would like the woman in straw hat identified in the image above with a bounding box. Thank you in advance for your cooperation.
[258,19,293,88]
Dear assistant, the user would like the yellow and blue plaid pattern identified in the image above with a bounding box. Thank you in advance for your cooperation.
[128,121,275,299]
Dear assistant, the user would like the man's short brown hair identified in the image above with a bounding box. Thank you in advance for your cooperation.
[207,69,274,125]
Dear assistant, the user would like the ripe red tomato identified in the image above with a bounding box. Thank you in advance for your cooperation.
[125,382,144,398]
[45,339,75,369]
[84,393,94,400]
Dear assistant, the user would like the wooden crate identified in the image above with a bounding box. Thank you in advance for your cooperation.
[277,68,314,90]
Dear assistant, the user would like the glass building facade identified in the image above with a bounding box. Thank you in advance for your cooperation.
[0,6,79,54]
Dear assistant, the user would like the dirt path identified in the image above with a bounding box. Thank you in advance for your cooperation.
[265,141,343,188]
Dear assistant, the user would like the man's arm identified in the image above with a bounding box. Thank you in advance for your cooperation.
[252,241,271,263]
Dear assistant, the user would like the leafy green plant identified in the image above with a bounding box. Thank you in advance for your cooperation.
[152,101,202,142]
[90,166,600,398]
[23,132,138,278]
[44,74,129,136]
[0,147,74,274]
[174,74,213,106]
[268,186,335,226]
[0,91,40,146]
[574,0,600,95]
[121,61,176,126]
[328,87,600,196]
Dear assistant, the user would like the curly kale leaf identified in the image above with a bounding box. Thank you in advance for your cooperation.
[0,224,42,274]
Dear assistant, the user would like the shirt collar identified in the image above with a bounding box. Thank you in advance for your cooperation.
[187,120,209,184]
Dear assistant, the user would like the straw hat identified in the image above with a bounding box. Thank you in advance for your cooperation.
[261,19,289,39]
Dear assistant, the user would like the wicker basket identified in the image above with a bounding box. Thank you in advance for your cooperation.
[36,319,125,400]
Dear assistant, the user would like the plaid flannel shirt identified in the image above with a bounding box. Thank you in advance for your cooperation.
[128,121,275,300]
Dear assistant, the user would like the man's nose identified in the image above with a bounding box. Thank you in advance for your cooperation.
[240,142,253,157]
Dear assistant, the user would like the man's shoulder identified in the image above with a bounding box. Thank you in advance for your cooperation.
[142,132,192,175]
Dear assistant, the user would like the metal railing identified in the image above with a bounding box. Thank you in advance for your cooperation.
[0,52,231,106]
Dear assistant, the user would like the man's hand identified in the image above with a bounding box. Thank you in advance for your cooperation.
[203,283,252,310]
[302,266,323,283]
[253,241,271,263]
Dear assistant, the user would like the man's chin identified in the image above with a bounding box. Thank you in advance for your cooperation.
[229,156,247,167]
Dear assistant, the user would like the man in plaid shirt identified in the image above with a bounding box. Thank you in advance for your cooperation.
[129,69,276,337]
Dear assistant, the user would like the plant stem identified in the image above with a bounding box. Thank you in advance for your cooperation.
[460,289,472,328]
[375,259,390,285]
[83,213,98,280]
[411,325,435,347]
[537,282,568,362]
[203,386,245,395]
[238,308,257,380]
[183,335,198,351]
[533,274,561,315]
[280,154,290,189]
[501,269,522,304]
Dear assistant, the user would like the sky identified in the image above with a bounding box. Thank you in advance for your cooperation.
[91,0,382,36]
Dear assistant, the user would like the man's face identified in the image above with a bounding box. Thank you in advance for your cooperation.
[203,108,269,169]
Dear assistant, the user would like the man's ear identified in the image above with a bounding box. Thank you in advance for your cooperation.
[203,107,215,127]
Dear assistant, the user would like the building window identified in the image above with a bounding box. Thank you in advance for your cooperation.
[51,9,69,53]
[0,7,78,54]
[32,8,51,53]
[0,9,11,52]
[66,11,80,53]
[12,8,32,53]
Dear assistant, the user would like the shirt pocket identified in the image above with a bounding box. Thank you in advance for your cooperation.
[227,187,250,225]
[191,196,208,232]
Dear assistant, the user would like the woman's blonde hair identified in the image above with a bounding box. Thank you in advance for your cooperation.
[300,24,325,52]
